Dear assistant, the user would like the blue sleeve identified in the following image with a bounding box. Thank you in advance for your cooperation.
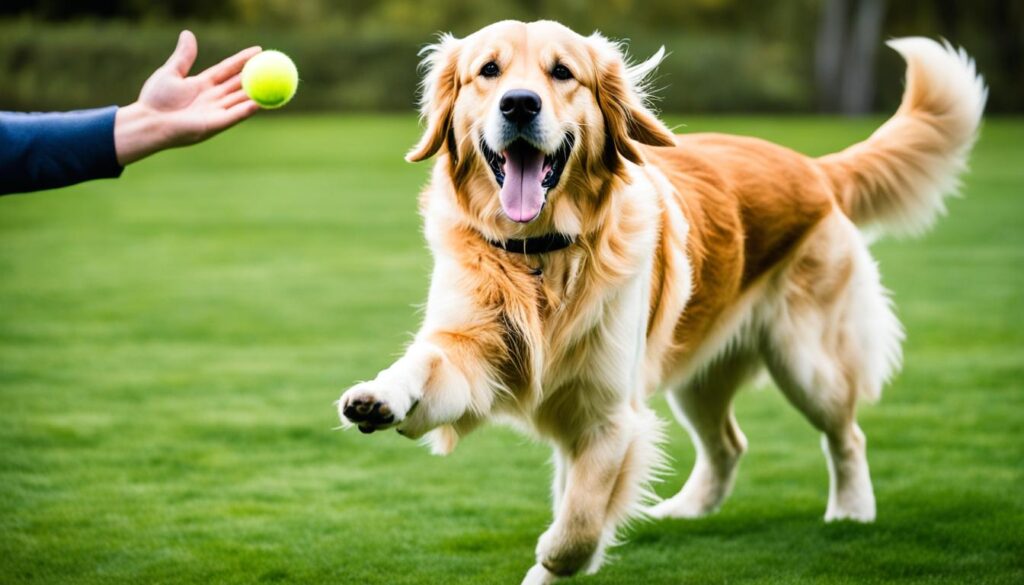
[0,106,125,196]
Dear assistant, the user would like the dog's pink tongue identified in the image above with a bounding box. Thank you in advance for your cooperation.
[500,144,546,223]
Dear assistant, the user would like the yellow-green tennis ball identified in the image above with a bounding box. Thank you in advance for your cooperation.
[242,50,298,109]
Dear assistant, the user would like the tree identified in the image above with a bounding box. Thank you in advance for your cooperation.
[815,0,888,114]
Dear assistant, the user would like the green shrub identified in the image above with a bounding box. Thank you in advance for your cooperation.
[0,20,812,113]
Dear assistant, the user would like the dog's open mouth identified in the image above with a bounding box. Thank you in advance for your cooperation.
[482,134,575,223]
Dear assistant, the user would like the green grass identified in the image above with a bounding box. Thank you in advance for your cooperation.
[1,115,1022,584]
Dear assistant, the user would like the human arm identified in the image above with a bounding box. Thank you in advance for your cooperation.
[0,31,261,196]
[0,107,123,195]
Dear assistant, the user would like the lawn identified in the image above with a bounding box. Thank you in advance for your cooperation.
[1,115,1021,584]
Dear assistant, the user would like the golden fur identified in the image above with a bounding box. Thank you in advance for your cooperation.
[339,22,986,583]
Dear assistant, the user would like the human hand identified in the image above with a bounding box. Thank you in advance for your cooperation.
[115,31,262,165]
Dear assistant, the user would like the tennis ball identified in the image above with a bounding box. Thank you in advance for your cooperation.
[241,50,298,109]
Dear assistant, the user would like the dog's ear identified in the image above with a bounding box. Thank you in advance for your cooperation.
[406,34,462,163]
[589,36,676,167]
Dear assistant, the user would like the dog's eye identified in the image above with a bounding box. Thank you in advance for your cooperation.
[480,62,500,78]
[552,64,573,81]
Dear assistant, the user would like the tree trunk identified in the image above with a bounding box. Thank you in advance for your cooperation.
[840,0,887,114]
[815,0,848,112]
[815,0,888,114]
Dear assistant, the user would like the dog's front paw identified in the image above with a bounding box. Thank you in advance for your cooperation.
[521,563,558,585]
[338,381,415,434]
[535,523,598,577]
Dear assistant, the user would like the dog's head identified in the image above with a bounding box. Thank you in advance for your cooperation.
[407,20,675,232]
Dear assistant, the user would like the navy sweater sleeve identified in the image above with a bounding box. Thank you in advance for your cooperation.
[0,107,124,196]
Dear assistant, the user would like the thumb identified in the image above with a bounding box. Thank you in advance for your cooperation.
[165,30,198,77]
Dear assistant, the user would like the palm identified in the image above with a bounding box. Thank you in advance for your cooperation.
[139,70,202,112]
[138,31,261,147]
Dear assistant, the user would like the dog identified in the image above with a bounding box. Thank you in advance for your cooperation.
[338,20,986,584]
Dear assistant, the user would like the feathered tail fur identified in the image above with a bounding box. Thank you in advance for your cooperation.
[820,37,987,237]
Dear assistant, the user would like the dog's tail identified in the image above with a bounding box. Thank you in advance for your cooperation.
[819,38,987,238]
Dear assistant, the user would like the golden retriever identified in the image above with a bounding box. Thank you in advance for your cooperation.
[338,20,986,583]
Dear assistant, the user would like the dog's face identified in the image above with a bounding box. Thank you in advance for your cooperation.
[407,20,675,232]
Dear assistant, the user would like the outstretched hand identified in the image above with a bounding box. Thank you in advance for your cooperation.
[115,31,262,165]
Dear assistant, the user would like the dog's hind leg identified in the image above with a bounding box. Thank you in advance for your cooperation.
[649,350,759,519]
[758,213,903,522]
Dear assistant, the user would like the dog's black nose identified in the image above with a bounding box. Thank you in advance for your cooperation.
[500,89,542,126]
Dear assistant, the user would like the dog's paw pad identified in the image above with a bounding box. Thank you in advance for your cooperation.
[343,397,395,425]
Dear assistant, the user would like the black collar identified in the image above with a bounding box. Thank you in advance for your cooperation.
[488,233,575,255]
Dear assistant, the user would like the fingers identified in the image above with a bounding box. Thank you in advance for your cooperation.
[165,30,198,77]
[209,100,261,133]
[218,88,251,110]
[209,73,243,100]
[201,46,262,85]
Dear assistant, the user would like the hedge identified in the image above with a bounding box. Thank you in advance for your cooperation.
[0,20,814,114]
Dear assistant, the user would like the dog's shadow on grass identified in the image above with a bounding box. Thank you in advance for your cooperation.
[640,508,880,543]
[601,496,1017,583]
[600,510,888,582]
[631,505,873,547]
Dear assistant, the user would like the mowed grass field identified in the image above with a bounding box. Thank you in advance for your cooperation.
[1,115,1021,584]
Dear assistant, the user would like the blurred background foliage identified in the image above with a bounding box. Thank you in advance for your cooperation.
[0,0,1020,113]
